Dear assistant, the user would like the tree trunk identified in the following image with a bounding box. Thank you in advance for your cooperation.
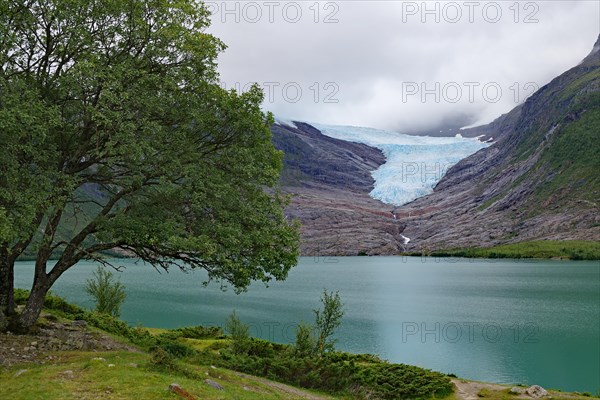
[18,257,72,331]
[0,248,15,331]
[18,275,49,331]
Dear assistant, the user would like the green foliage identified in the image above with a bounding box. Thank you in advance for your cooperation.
[149,347,178,371]
[85,266,126,317]
[13,289,30,305]
[85,312,134,338]
[534,94,600,205]
[195,292,449,398]
[216,350,357,392]
[43,293,87,316]
[22,290,453,399]
[149,347,200,379]
[213,347,452,398]
[0,0,299,328]
[509,70,600,213]
[224,311,251,354]
[292,290,344,357]
[467,63,600,224]
[314,290,344,354]
[154,340,196,359]
[172,325,224,340]
[0,207,10,242]
[429,240,600,260]
[294,322,317,357]
[353,363,453,399]
[15,288,85,316]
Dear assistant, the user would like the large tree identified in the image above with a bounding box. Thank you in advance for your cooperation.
[0,0,299,331]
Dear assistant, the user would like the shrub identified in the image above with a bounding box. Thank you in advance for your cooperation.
[224,310,250,354]
[294,322,316,357]
[173,325,223,339]
[314,289,344,354]
[13,289,29,305]
[246,338,276,358]
[83,311,132,337]
[85,266,126,317]
[44,292,86,316]
[154,340,196,358]
[150,347,178,371]
[353,363,453,399]
[14,289,85,317]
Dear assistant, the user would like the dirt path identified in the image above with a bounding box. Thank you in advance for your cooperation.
[235,372,332,400]
[452,379,516,400]
[451,379,588,400]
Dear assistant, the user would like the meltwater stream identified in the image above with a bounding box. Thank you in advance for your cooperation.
[310,123,489,205]
[14,257,600,393]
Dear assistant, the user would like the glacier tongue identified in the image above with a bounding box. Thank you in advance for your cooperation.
[310,123,490,206]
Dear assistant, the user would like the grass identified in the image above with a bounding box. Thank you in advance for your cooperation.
[478,195,502,211]
[499,69,600,217]
[4,291,454,400]
[144,327,169,336]
[413,240,600,260]
[6,291,599,400]
[0,350,332,400]
[532,97,600,207]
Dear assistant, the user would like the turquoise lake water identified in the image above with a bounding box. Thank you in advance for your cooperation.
[14,256,600,393]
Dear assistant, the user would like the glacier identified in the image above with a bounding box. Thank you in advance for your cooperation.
[309,123,490,206]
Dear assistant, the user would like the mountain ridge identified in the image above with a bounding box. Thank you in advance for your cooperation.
[274,34,600,254]
[272,122,407,255]
[394,33,600,250]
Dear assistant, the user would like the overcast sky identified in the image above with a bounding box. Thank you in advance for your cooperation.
[205,1,600,132]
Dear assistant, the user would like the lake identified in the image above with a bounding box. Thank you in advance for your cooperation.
[14,256,600,393]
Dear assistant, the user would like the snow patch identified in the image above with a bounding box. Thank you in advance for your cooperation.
[400,234,411,245]
[310,122,490,206]
[275,117,297,129]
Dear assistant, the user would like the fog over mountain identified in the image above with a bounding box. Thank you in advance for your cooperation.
[207,1,599,133]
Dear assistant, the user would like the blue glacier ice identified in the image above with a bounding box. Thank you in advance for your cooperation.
[310,123,490,206]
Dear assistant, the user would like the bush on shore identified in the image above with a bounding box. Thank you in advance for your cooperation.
[12,289,453,399]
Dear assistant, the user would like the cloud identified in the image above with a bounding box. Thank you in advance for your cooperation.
[205,1,600,132]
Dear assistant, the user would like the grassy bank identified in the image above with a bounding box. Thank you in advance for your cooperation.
[406,240,600,260]
[2,350,306,400]
[3,291,599,399]
[1,291,453,400]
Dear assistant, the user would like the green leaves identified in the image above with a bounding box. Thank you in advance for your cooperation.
[85,266,126,318]
[0,207,10,243]
[1,0,299,324]
[314,290,344,355]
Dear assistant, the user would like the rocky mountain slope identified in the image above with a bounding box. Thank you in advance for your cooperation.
[275,34,600,254]
[393,34,600,251]
[271,122,407,255]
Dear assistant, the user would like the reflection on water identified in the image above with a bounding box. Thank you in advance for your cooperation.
[14,256,600,392]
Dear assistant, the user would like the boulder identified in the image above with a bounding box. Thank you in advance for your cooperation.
[510,387,525,394]
[526,385,548,398]
[71,320,87,328]
[168,383,197,400]
[205,379,224,390]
